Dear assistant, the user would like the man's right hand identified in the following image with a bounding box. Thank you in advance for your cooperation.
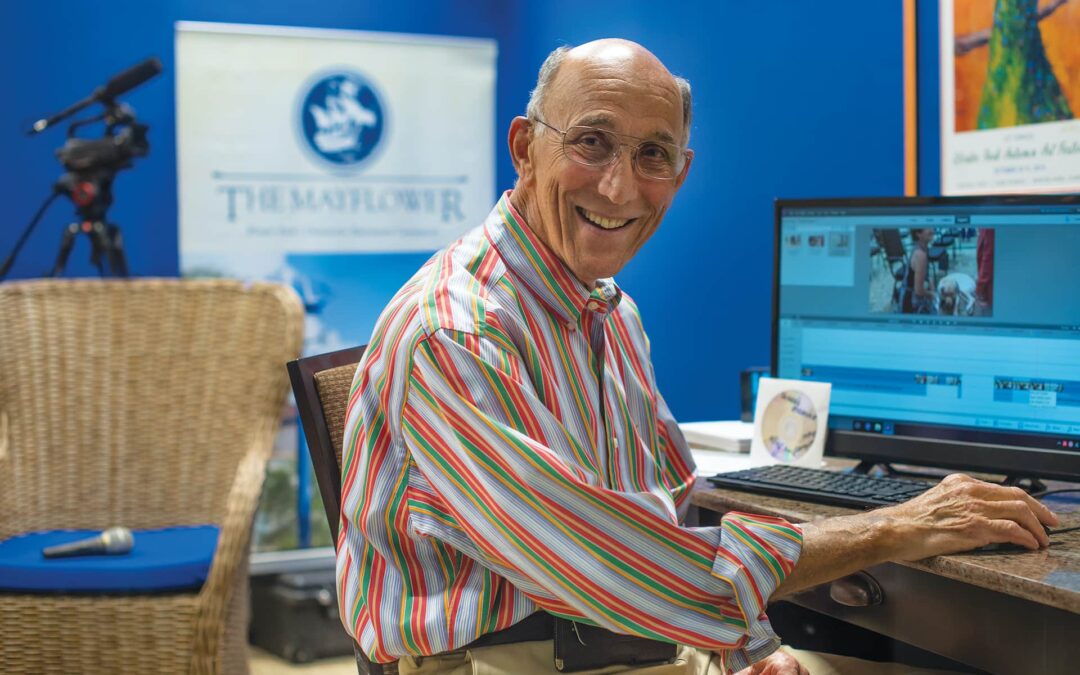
[771,473,1059,600]
[877,473,1058,561]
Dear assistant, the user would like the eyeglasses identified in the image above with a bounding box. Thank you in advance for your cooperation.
[532,118,687,181]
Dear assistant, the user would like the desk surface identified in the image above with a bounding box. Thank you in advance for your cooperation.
[692,477,1080,615]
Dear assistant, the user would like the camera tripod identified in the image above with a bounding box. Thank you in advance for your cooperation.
[50,218,129,278]
[1,173,133,280]
[47,169,130,277]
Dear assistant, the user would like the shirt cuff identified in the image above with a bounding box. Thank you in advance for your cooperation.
[710,511,803,664]
[723,636,786,674]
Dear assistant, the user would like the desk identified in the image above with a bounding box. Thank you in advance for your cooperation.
[693,478,1080,675]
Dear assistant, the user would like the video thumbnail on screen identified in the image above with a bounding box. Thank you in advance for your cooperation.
[869,228,994,317]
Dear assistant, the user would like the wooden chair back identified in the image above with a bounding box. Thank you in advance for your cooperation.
[288,346,396,675]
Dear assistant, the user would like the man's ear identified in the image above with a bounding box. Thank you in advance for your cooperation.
[508,116,534,182]
[673,148,694,191]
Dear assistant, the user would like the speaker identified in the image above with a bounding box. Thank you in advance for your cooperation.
[739,367,769,422]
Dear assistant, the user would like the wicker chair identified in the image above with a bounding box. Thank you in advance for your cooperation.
[0,279,304,674]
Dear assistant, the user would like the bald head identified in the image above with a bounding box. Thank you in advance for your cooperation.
[507,39,694,285]
[568,38,667,71]
[525,40,692,147]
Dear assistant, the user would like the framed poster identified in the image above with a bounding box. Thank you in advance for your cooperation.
[937,0,1080,195]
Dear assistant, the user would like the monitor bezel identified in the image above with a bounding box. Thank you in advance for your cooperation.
[772,194,1080,481]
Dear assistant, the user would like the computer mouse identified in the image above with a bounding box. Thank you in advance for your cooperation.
[973,542,1040,553]
[974,526,1054,553]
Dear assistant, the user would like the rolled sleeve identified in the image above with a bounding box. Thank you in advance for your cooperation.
[711,512,803,671]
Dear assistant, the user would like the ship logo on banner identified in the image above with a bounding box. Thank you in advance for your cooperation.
[298,70,385,168]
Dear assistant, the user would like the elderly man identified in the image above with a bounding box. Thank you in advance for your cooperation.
[338,40,1057,674]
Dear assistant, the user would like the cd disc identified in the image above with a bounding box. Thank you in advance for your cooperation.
[759,390,819,462]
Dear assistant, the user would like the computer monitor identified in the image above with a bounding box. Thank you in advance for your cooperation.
[773,195,1080,481]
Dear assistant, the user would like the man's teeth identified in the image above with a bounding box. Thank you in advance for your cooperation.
[580,207,630,230]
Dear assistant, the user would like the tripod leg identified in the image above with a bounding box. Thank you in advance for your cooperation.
[86,222,111,277]
[48,223,81,278]
[88,230,106,277]
[104,223,129,277]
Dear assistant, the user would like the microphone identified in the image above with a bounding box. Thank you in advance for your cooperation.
[29,57,163,135]
[95,58,164,102]
[41,527,135,559]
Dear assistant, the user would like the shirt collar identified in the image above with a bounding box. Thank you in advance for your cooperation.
[485,191,622,325]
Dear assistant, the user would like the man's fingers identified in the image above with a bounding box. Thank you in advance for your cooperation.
[970,481,1059,527]
[981,499,1051,547]
[741,650,806,675]
[986,519,1040,549]
[937,475,1059,531]
[1012,487,1058,527]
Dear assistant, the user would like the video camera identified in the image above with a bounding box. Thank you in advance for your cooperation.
[53,103,150,224]
[58,113,149,175]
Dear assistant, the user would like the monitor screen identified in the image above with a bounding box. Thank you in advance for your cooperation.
[773,195,1080,480]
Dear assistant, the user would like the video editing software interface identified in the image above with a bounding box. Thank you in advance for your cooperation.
[776,198,1080,466]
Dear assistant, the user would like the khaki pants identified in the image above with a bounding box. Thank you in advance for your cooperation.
[396,641,962,675]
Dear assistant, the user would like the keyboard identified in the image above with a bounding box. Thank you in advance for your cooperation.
[707,464,932,509]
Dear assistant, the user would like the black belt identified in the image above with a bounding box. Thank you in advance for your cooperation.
[462,612,676,672]
[465,610,555,649]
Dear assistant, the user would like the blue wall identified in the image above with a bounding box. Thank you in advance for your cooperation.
[515,1,906,420]
[0,1,908,422]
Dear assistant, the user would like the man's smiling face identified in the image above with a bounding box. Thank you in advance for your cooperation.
[509,40,692,286]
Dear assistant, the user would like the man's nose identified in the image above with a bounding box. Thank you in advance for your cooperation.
[597,148,639,205]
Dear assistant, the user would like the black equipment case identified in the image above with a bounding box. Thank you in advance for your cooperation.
[249,568,355,663]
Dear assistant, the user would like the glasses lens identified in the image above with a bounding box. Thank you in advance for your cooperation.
[635,142,681,180]
[562,126,618,166]
[560,125,684,180]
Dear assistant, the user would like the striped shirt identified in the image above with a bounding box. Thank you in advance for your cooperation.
[337,193,802,670]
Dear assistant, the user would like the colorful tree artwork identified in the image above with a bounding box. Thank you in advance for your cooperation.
[954,0,1078,132]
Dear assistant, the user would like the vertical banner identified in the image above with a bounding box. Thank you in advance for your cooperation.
[177,22,496,258]
[940,1,1080,195]
[175,22,496,550]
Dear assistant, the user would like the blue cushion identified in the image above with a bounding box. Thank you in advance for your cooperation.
[0,526,220,593]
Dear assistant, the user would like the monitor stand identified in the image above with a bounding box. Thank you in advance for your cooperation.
[850,461,1048,494]
[1000,475,1049,493]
